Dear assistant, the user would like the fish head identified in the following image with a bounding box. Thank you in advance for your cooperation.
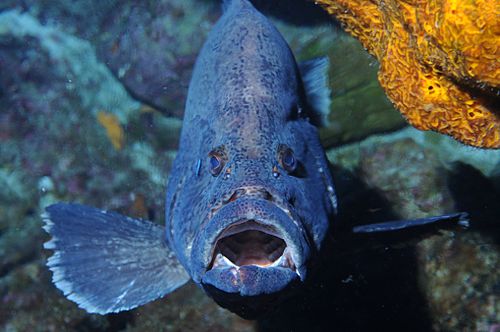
[188,115,335,316]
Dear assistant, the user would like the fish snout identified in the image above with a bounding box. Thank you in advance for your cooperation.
[223,186,273,203]
[208,185,280,221]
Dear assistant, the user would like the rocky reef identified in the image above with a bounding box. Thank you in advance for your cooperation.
[0,1,498,331]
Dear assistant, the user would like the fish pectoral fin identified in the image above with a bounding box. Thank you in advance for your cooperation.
[331,213,469,256]
[348,212,469,249]
[298,56,331,127]
[42,203,190,314]
[352,212,469,234]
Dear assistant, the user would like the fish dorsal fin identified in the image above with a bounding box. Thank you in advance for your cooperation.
[298,57,332,126]
[222,0,249,12]
[222,0,232,12]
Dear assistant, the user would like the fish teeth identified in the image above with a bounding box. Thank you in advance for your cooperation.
[213,253,239,269]
[270,248,297,272]
[269,253,287,268]
[212,250,298,274]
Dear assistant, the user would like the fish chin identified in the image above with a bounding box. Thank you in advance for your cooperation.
[201,266,300,319]
[202,264,299,297]
[190,197,309,300]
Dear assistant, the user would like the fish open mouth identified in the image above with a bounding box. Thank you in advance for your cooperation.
[210,220,296,271]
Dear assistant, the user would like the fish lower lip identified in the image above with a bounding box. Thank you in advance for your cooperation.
[209,220,297,272]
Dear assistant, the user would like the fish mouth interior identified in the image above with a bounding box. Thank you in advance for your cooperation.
[210,221,294,270]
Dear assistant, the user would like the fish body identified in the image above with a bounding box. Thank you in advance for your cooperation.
[165,0,336,305]
[42,0,467,319]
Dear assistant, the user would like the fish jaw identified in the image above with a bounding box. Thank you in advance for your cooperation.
[202,263,299,297]
[190,197,309,297]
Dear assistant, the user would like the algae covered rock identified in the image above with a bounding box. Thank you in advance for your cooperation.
[0,0,219,118]
[328,128,500,331]
[92,1,218,118]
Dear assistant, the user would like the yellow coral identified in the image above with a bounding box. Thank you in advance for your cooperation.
[97,111,125,150]
[316,0,500,148]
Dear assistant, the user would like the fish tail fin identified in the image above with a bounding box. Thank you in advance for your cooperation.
[42,203,190,314]
[299,57,332,127]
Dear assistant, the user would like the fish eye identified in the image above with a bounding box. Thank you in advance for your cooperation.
[208,152,225,176]
[278,145,297,173]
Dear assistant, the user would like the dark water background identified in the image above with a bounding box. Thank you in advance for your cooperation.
[0,0,498,331]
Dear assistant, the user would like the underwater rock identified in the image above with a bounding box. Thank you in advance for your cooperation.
[0,8,174,210]
[0,0,119,39]
[0,169,41,279]
[0,10,177,206]
[418,232,499,331]
[0,0,217,118]
[92,0,218,118]
[316,0,500,148]
[328,127,500,178]
[0,259,109,331]
[358,138,454,218]
[328,128,500,331]
[125,283,255,331]
[0,10,139,123]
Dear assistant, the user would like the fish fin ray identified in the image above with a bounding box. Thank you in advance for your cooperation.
[298,56,332,127]
[42,203,190,314]
[333,213,469,256]
[352,212,469,234]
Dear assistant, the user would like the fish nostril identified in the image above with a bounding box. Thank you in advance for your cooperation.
[245,187,272,201]
[223,188,245,204]
[260,189,272,201]
[223,187,274,204]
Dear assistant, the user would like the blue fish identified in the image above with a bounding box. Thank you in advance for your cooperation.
[42,0,468,318]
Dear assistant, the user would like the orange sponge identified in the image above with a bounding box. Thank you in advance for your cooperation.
[316,0,499,148]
